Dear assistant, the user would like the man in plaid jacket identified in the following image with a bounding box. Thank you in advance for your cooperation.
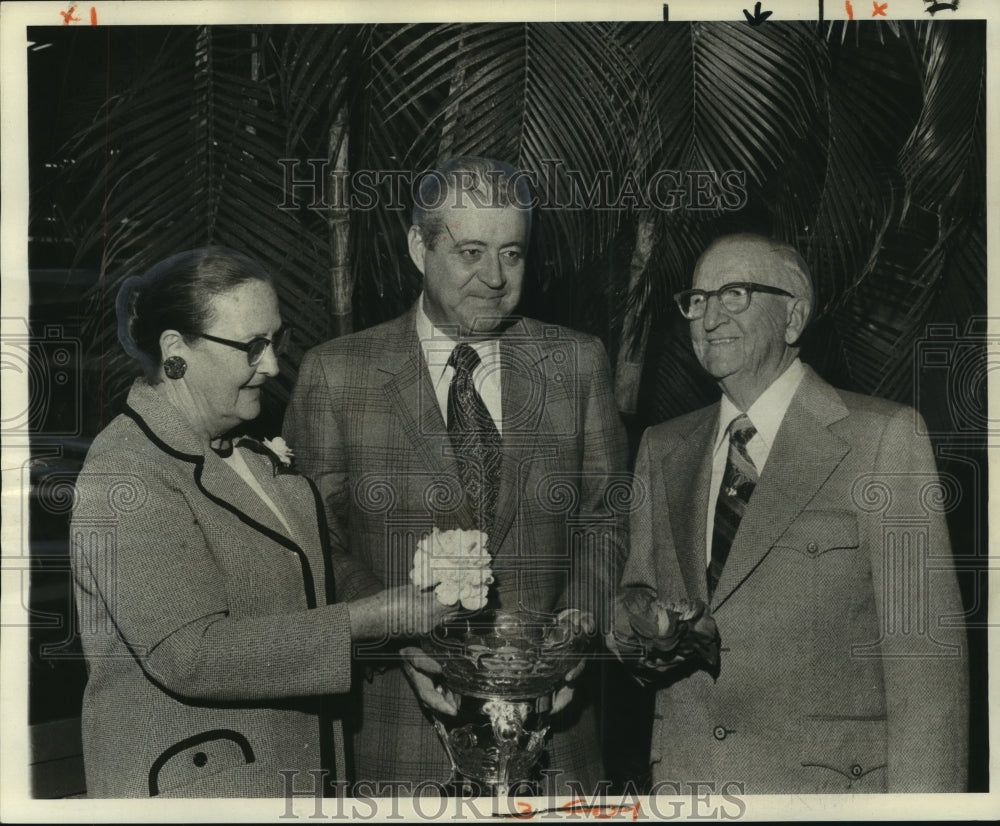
[284,156,628,794]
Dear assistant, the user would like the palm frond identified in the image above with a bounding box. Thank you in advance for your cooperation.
[368,22,642,279]
[898,21,986,224]
[63,26,341,409]
[611,21,829,379]
[37,21,986,436]
[804,25,924,315]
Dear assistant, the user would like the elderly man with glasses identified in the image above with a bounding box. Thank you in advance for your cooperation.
[614,233,968,793]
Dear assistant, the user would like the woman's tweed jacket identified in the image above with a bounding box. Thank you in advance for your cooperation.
[70,380,353,797]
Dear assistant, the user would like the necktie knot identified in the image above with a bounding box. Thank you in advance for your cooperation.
[448,342,481,377]
[728,414,756,448]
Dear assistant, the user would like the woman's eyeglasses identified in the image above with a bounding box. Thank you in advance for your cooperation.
[197,327,292,366]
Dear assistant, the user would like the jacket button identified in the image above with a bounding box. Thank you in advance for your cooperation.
[193,751,208,767]
[850,764,863,778]
[806,541,819,554]
[713,725,727,741]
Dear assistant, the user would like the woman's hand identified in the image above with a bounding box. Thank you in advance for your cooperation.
[347,585,457,642]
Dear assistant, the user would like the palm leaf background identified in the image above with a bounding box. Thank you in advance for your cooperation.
[27,19,988,791]
[36,19,986,439]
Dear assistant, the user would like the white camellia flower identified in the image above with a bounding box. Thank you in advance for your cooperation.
[410,528,493,611]
[261,436,294,466]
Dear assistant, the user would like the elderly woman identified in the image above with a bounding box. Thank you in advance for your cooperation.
[70,247,450,798]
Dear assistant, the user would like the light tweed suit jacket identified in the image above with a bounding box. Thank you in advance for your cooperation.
[621,366,969,793]
[70,380,353,797]
[284,306,628,792]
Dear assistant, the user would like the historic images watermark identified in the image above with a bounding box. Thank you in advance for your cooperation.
[278,769,748,820]
[277,160,748,213]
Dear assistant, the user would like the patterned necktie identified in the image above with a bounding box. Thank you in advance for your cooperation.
[447,343,502,530]
[708,414,758,598]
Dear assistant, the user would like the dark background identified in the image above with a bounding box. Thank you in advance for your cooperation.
[22,20,988,795]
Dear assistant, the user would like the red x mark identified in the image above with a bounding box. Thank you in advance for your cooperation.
[872,1,888,15]
[59,4,80,24]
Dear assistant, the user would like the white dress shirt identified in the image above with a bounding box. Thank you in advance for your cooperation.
[415,293,503,434]
[704,358,806,564]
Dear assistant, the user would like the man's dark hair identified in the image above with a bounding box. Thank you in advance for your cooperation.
[411,156,534,250]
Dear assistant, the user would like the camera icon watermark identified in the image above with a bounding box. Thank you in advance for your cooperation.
[913,318,996,439]
[1,320,82,438]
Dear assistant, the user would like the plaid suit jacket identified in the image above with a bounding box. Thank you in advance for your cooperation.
[70,380,352,797]
[622,366,969,793]
[284,306,629,792]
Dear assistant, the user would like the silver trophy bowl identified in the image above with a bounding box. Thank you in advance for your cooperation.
[421,609,589,795]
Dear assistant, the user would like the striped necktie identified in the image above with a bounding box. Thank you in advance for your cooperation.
[708,414,758,598]
[447,343,502,531]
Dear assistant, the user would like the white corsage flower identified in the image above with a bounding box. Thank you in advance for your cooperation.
[410,527,493,611]
[262,437,294,467]
[239,436,296,476]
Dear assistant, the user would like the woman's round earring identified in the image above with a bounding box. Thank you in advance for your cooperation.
[163,356,187,380]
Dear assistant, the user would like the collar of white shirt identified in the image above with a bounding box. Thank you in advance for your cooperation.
[713,358,806,473]
[415,293,503,432]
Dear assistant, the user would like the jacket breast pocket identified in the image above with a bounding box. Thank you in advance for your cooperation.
[775,509,859,558]
[148,728,256,796]
[800,717,888,793]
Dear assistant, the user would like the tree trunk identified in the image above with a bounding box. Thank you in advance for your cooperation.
[437,26,468,160]
[328,88,352,338]
[613,213,657,414]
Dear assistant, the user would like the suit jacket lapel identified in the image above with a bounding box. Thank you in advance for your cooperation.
[123,380,305,551]
[238,446,320,550]
[491,331,549,551]
[197,451,296,543]
[380,309,471,525]
[663,407,718,602]
[712,368,851,608]
[195,445,324,610]
[380,314,456,476]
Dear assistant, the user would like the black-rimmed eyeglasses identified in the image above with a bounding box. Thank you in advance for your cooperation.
[198,327,292,366]
[673,282,794,320]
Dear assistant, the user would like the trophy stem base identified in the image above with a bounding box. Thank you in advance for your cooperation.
[431,712,547,799]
